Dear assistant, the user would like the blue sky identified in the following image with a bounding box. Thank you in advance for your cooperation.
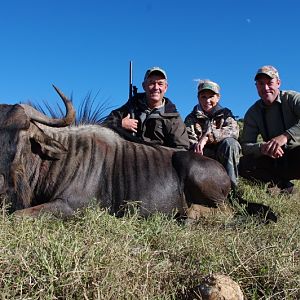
[1,0,300,120]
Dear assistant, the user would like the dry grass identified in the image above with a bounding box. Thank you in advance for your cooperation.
[0,180,299,299]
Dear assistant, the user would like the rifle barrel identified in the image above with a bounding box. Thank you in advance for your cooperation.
[129,61,133,99]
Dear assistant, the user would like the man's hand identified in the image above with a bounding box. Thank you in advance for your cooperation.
[260,133,289,158]
[194,136,208,155]
[121,114,138,133]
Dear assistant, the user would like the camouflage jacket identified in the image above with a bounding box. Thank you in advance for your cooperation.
[103,93,190,150]
[184,104,239,146]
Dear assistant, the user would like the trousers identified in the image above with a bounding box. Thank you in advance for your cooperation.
[204,137,241,187]
[239,146,300,184]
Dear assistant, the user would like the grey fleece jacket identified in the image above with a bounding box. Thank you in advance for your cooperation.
[241,90,300,156]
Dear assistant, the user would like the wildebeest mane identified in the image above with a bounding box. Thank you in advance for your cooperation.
[28,90,113,126]
[27,90,163,147]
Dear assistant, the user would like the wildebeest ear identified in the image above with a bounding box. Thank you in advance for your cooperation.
[30,132,67,160]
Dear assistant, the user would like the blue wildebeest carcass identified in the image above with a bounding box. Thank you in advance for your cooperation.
[0,86,277,222]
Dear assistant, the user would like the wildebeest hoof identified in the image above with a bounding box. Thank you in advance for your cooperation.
[186,204,219,220]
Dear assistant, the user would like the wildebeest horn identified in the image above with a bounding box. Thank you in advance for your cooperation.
[20,85,76,127]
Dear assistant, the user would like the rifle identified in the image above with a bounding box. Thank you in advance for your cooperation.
[128,61,138,135]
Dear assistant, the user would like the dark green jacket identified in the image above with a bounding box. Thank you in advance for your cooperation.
[104,93,190,150]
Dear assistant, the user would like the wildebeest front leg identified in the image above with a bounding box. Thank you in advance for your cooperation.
[13,199,75,219]
[172,151,232,221]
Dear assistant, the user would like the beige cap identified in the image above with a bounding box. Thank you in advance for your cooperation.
[144,67,167,81]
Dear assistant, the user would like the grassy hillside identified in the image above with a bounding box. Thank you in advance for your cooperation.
[0,180,299,299]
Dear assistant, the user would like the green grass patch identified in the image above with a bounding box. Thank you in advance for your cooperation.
[0,181,299,299]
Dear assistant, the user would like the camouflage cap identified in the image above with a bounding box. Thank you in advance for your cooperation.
[254,65,280,80]
[144,67,167,81]
[198,80,220,94]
